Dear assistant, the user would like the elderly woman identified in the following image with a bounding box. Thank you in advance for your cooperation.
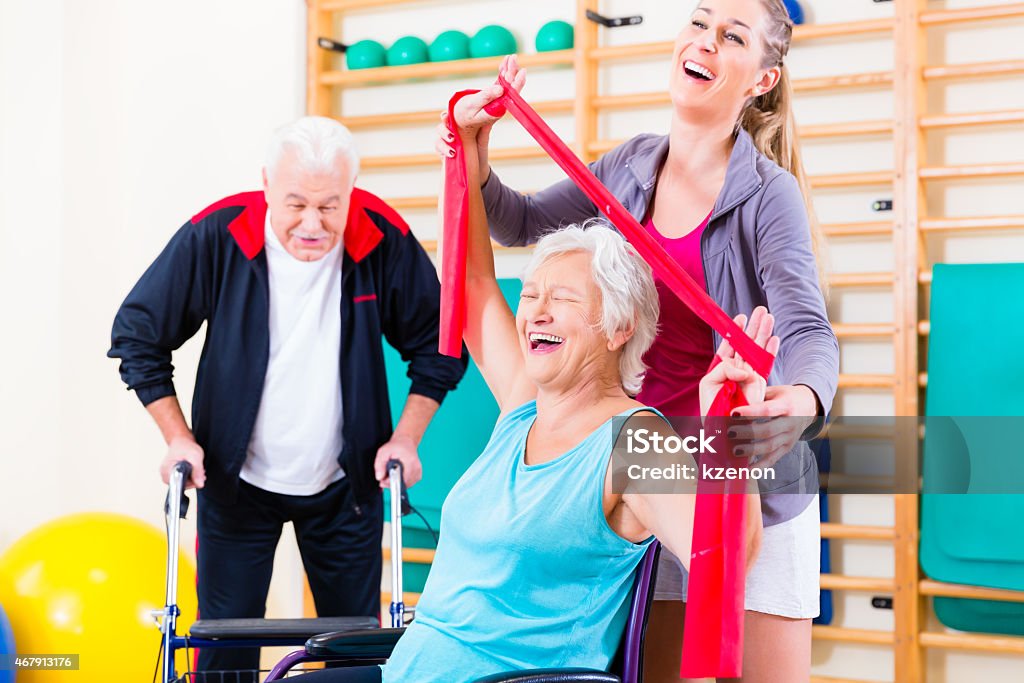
[438,1,838,679]
[295,122,776,683]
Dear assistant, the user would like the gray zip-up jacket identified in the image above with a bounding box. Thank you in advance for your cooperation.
[481,129,838,524]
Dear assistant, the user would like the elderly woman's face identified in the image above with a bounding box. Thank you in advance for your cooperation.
[516,251,612,389]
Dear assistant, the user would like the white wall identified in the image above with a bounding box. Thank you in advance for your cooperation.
[0,0,309,635]
[1,0,1022,680]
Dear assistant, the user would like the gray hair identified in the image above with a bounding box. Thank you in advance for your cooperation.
[265,116,360,185]
[524,221,660,395]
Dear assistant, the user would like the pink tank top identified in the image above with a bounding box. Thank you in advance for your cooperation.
[635,213,715,416]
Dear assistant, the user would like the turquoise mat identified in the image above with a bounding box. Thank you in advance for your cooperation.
[921,263,1024,636]
[382,279,523,591]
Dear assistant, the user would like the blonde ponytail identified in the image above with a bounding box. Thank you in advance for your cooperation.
[739,1,829,297]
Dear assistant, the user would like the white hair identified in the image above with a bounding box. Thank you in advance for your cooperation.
[265,116,360,185]
[524,221,660,396]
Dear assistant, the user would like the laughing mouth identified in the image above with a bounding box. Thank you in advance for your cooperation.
[683,60,716,81]
[529,332,565,353]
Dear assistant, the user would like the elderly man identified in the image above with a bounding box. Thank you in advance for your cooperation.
[109,116,466,676]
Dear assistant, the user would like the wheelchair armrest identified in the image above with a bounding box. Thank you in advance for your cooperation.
[472,669,620,683]
[305,627,406,659]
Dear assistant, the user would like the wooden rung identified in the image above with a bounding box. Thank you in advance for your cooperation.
[920,162,1024,181]
[381,590,420,607]
[920,631,1024,655]
[820,423,897,441]
[340,99,574,129]
[793,71,894,93]
[920,215,1024,232]
[810,677,881,683]
[832,323,895,338]
[801,120,894,138]
[920,579,1024,604]
[589,41,673,61]
[822,221,892,237]
[920,3,1024,26]
[382,547,435,564]
[830,272,894,287]
[321,49,573,87]
[820,523,895,540]
[920,109,1024,130]
[362,153,439,169]
[320,0,411,10]
[362,146,549,169]
[819,573,895,593]
[592,92,670,110]
[388,195,437,210]
[812,625,894,645]
[793,18,895,40]
[811,171,894,188]
[820,271,933,287]
[839,374,895,388]
[923,59,1024,81]
[419,239,530,253]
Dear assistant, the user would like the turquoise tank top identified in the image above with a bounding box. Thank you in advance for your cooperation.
[382,400,655,683]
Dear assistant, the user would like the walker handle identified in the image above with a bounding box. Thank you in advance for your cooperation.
[163,460,192,519]
[386,459,411,516]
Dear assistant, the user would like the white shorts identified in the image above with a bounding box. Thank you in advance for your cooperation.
[653,494,821,619]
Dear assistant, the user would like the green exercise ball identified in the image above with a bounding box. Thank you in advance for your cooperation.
[348,39,387,70]
[535,20,574,52]
[430,30,471,62]
[346,39,386,70]
[470,25,517,59]
[387,36,429,66]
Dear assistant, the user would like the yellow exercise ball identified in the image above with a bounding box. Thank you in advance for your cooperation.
[0,512,197,681]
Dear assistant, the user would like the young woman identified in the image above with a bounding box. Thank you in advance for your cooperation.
[437,1,838,680]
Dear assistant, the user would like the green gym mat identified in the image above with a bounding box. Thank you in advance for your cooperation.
[382,278,523,592]
[920,263,1024,636]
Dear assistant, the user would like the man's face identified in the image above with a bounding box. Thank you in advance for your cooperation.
[262,150,354,261]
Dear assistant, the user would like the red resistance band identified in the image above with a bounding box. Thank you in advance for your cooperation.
[439,80,775,679]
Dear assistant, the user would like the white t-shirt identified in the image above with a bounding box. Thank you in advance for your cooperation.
[240,213,346,495]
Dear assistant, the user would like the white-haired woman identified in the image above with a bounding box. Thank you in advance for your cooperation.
[293,109,776,683]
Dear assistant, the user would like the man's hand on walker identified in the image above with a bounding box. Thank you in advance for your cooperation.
[160,435,206,489]
[375,434,423,489]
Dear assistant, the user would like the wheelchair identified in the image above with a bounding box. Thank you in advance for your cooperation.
[264,541,662,682]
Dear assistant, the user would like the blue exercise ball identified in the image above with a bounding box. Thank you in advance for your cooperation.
[783,0,805,25]
[0,603,15,683]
